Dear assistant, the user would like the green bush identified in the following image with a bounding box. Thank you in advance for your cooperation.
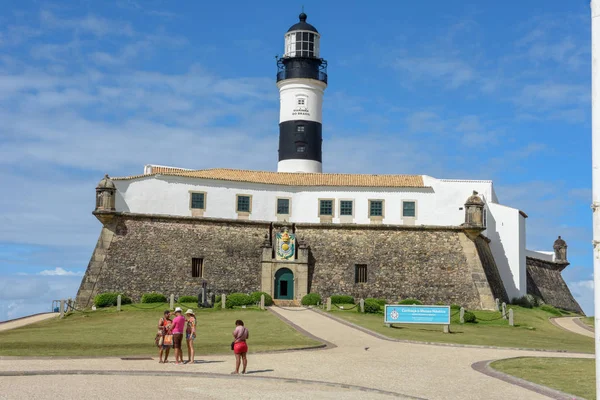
[178,296,197,303]
[398,298,422,305]
[511,296,533,308]
[450,304,462,311]
[330,295,355,304]
[141,293,167,303]
[94,292,131,308]
[540,304,562,316]
[214,300,222,309]
[301,293,322,306]
[364,299,381,314]
[250,291,274,306]
[225,293,253,308]
[365,298,387,307]
[463,311,477,323]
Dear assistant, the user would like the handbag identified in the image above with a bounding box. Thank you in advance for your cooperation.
[231,341,235,351]
[164,334,173,346]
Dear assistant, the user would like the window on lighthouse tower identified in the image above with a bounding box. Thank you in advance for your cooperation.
[284,31,320,58]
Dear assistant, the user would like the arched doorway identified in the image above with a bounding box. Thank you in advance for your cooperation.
[274,268,294,300]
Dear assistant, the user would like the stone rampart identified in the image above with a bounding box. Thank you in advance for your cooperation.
[526,256,583,314]
[76,212,508,310]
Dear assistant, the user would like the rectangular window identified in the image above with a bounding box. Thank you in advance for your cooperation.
[340,200,353,216]
[237,195,251,213]
[297,98,305,105]
[190,192,205,209]
[355,264,367,283]
[192,258,203,278]
[297,125,305,132]
[319,199,333,216]
[277,198,290,215]
[369,200,383,217]
[403,201,416,217]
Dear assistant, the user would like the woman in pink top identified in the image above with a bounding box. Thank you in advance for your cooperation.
[231,319,249,374]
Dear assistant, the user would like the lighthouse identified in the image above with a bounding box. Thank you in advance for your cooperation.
[276,13,328,173]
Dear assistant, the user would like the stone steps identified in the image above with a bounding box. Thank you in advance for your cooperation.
[272,299,301,307]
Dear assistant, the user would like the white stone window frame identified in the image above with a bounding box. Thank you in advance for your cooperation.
[276,197,292,221]
[236,194,253,219]
[189,190,207,217]
[368,199,385,224]
[402,199,418,226]
[318,198,335,223]
[339,198,355,224]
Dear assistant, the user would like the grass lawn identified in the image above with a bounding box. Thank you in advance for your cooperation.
[582,317,595,329]
[330,306,594,353]
[0,303,320,357]
[490,357,595,400]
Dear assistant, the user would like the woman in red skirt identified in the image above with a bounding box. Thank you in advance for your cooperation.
[231,319,249,374]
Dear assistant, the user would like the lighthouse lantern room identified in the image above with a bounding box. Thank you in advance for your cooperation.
[276,13,328,173]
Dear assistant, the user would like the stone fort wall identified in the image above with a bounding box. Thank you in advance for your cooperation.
[77,213,507,309]
[526,257,583,314]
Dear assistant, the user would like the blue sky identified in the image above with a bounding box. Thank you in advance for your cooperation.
[0,0,593,320]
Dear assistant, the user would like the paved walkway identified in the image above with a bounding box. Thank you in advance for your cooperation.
[0,308,593,399]
[0,313,58,332]
[551,317,594,338]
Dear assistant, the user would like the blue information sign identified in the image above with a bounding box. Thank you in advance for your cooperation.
[384,305,450,325]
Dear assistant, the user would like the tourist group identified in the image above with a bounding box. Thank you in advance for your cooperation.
[156,307,249,374]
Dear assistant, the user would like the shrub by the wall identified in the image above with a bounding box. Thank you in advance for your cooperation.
[250,291,273,306]
[463,311,477,323]
[398,298,422,305]
[94,292,131,307]
[141,293,167,303]
[366,298,387,307]
[450,304,462,311]
[178,296,197,303]
[540,304,562,316]
[364,299,381,314]
[511,296,533,308]
[225,293,253,308]
[330,295,355,304]
[301,293,322,306]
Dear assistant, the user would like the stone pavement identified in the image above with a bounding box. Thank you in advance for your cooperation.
[0,308,593,399]
[551,317,594,338]
[0,313,58,332]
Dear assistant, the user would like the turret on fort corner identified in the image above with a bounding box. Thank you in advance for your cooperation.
[553,236,568,263]
[94,174,116,224]
[276,13,327,173]
[462,191,485,240]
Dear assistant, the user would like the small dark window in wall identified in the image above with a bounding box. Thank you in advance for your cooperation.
[340,200,353,216]
[355,264,367,283]
[237,195,251,212]
[277,198,290,215]
[369,200,383,217]
[403,201,416,217]
[191,193,205,209]
[297,125,305,132]
[296,144,306,153]
[319,199,333,216]
[192,258,203,278]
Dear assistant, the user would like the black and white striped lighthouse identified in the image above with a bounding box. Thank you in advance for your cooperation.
[276,13,328,173]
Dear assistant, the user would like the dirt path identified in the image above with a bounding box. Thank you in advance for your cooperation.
[551,317,594,338]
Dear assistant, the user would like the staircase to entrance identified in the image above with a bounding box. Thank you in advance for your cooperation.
[272,299,301,307]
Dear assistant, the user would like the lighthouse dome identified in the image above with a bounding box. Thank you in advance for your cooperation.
[287,13,318,33]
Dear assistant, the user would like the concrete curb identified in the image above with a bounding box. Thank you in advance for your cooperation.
[0,369,421,399]
[472,359,586,400]
[314,309,593,355]
[572,317,594,333]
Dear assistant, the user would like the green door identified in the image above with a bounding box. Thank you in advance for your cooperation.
[275,268,294,300]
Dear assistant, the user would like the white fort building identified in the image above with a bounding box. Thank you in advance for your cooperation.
[81,13,581,312]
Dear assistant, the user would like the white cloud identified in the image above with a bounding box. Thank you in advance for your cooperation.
[395,57,475,89]
[38,268,83,276]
